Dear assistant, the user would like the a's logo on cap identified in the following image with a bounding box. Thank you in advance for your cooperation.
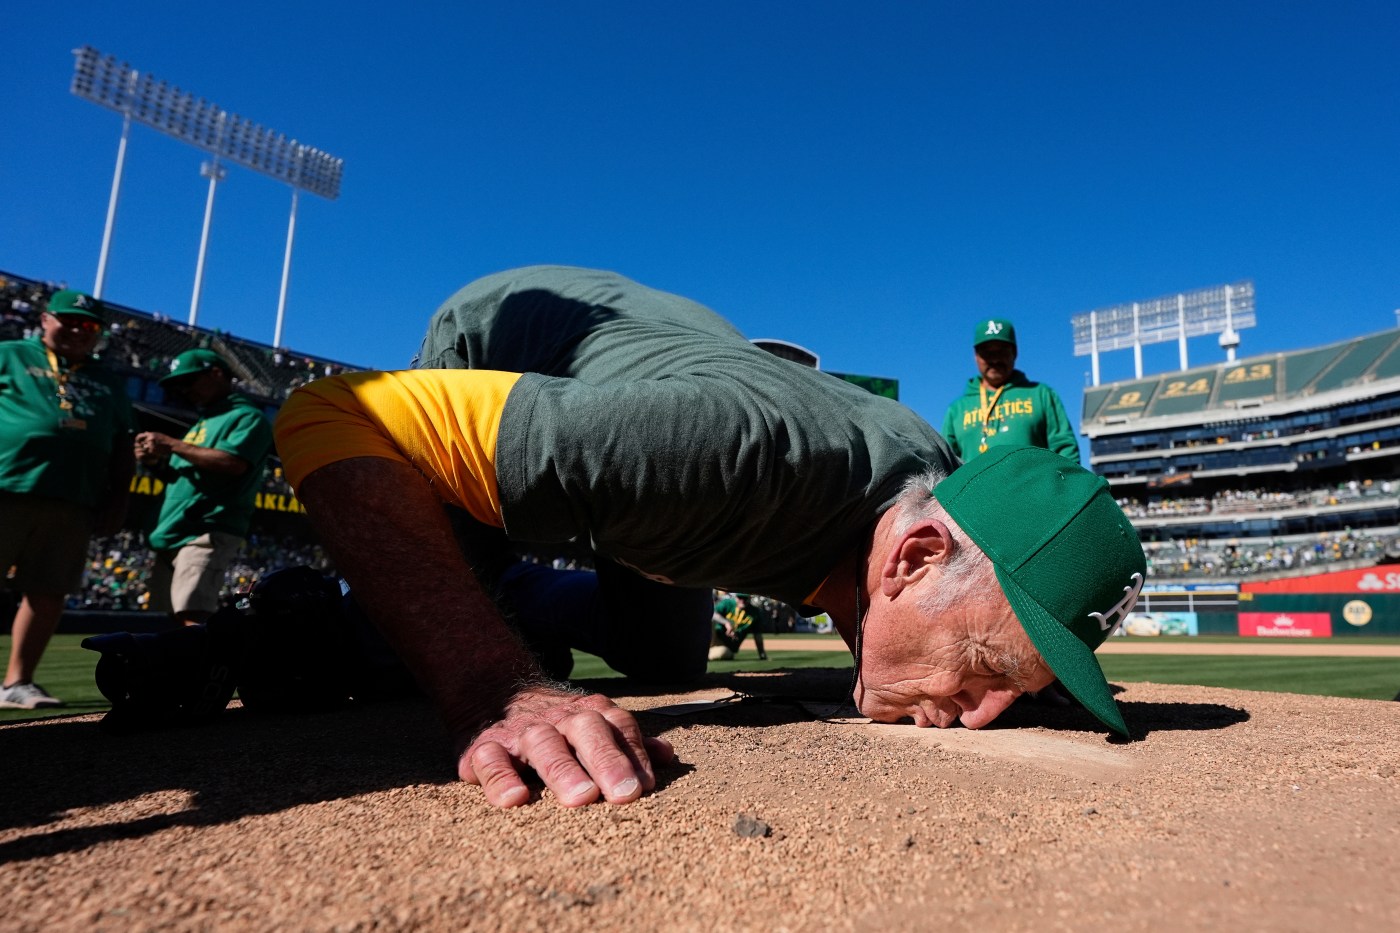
[1088,572,1144,636]
[73,294,92,310]
[169,359,181,373]
[985,321,1003,336]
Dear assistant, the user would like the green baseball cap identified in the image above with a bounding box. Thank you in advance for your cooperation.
[161,348,228,384]
[47,289,106,322]
[934,445,1146,736]
[973,318,1016,347]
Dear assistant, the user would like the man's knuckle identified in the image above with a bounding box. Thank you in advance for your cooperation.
[534,754,583,785]
[520,722,560,745]
[577,694,616,713]
[469,758,509,789]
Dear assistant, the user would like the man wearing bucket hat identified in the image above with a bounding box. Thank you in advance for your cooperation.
[136,349,273,626]
[0,290,135,709]
[273,266,1145,808]
[942,318,1080,463]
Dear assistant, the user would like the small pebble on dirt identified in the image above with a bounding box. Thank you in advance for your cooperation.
[734,813,772,838]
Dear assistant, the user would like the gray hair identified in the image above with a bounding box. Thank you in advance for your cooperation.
[891,467,1034,687]
[892,467,1000,616]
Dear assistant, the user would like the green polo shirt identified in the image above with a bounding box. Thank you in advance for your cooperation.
[0,337,134,509]
[148,392,273,550]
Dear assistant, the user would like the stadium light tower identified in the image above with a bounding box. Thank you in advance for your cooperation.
[1071,281,1256,385]
[70,46,343,345]
[190,157,228,325]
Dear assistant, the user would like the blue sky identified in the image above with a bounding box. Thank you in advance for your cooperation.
[4,2,1398,449]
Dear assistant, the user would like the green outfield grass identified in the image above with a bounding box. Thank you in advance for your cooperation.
[0,635,112,724]
[2,634,1396,725]
[1096,655,1400,700]
[574,642,1400,700]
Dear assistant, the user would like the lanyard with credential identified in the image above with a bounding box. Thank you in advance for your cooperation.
[45,347,87,427]
[977,381,1008,454]
[45,347,77,409]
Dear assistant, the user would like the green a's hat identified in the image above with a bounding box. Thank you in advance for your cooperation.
[161,348,228,384]
[973,318,1016,347]
[46,289,105,322]
[934,445,1146,736]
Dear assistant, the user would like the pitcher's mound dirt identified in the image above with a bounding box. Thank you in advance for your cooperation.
[3,671,1397,932]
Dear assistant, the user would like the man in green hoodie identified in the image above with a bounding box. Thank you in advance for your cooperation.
[136,349,273,625]
[941,318,1080,464]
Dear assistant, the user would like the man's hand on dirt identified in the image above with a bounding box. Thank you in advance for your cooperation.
[457,685,674,808]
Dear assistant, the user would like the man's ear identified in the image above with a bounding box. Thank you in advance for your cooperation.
[880,519,955,597]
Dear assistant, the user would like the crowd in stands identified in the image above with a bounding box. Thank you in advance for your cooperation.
[0,276,57,340]
[70,524,1391,601]
[1118,479,1398,521]
[1143,528,1392,579]
[67,531,332,612]
[2,273,353,403]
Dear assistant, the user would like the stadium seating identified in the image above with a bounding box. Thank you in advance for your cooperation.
[10,269,1400,599]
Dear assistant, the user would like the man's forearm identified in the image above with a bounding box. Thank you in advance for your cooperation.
[296,456,543,734]
[278,378,670,806]
[170,441,249,476]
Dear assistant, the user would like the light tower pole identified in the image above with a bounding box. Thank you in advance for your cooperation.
[70,47,343,344]
[92,78,136,300]
[189,158,227,326]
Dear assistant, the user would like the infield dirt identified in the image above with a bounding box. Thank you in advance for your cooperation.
[3,670,1397,931]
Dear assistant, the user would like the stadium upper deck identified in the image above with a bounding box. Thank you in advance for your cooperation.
[1,271,361,419]
[1083,325,1400,549]
[1084,327,1400,481]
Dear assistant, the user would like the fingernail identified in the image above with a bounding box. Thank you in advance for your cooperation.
[567,780,596,801]
[611,778,639,798]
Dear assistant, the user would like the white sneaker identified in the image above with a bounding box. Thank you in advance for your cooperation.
[0,681,64,709]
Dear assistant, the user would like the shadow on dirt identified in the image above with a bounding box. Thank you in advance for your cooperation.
[0,668,1251,864]
[617,667,1252,743]
[0,669,814,865]
[995,695,1251,740]
[0,698,452,865]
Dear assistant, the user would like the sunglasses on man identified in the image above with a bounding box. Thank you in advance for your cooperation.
[46,313,104,334]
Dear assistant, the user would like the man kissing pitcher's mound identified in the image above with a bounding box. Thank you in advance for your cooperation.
[274,265,1146,808]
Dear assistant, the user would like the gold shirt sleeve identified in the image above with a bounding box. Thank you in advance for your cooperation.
[274,369,522,528]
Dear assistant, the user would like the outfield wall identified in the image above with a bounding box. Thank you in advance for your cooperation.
[1128,569,1400,637]
[1238,563,1400,637]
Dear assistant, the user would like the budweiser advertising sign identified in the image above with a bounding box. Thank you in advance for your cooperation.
[1238,612,1333,638]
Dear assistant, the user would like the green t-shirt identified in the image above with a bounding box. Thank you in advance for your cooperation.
[415,265,751,380]
[148,393,273,550]
[714,594,770,636]
[417,266,956,607]
[941,372,1081,464]
[0,337,134,509]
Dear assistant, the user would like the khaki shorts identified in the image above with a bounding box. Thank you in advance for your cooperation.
[149,532,244,614]
[0,493,95,594]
